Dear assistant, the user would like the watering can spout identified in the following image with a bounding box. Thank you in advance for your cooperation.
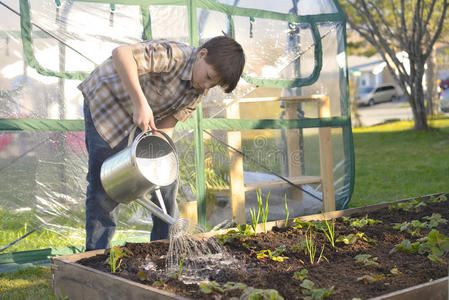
[136,198,176,225]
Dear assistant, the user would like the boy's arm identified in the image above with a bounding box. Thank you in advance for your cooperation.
[112,45,157,132]
[156,115,178,138]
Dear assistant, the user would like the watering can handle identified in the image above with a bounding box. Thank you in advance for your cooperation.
[127,126,178,155]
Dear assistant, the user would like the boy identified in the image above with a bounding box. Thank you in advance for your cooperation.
[78,35,245,251]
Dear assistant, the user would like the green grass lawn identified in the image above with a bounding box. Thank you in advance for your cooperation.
[1,116,449,299]
[350,116,449,207]
[0,264,57,300]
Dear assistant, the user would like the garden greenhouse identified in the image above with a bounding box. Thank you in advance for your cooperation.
[0,0,353,272]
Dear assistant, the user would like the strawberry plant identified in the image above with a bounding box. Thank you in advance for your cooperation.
[428,194,447,203]
[418,229,449,264]
[393,220,428,236]
[357,274,385,284]
[300,279,334,300]
[336,232,376,245]
[391,229,449,264]
[216,224,252,244]
[343,215,382,228]
[354,254,379,266]
[423,213,447,228]
[292,218,313,230]
[256,245,289,262]
[293,269,308,281]
[393,214,447,236]
[390,239,420,254]
[389,198,426,212]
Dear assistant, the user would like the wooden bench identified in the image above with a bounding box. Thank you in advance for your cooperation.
[223,95,335,224]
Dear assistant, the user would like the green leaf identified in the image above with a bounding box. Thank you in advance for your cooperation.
[300,279,315,290]
[293,269,308,281]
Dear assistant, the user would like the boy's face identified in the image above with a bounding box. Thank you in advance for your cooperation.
[192,48,219,90]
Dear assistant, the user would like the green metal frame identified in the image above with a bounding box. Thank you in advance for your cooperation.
[2,0,353,228]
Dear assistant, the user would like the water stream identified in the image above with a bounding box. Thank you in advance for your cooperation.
[141,217,237,284]
[165,218,237,283]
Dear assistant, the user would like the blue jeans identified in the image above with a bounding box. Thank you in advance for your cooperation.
[83,103,178,251]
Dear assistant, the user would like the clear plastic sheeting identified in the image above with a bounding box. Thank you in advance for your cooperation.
[215,0,338,15]
[0,0,353,253]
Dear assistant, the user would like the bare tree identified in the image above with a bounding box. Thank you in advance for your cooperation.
[341,0,449,130]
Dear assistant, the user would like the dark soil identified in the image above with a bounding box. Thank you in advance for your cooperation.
[78,194,449,299]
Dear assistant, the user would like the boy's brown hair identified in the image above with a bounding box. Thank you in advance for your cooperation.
[200,35,245,93]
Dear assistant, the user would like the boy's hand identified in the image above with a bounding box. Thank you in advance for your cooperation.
[133,101,157,132]
[112,45,157,133]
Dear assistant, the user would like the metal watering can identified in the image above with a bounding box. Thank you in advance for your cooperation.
[100,127,178,225]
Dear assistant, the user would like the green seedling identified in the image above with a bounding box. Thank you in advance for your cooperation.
[250,190,270,235]
[390,239,420,254]
[178,256,185,280]
[336,232,376,245]
[152,280,164,288]
[256,245,289,262]
[354,254,379,266]
[199,281,279,298]
[293,269,308,281]
[240,287,284,300]
[390,268,400,275]
[292,240,308,254]
[357,274,385,284]
[391,230,449,264]
[388,198,426,212]
[393,214,447,236]
[418,229,449,264]
[423,213,447,228]
[393,220,428,236]
[256,189,270,233]
[293,218,313,230]
[216,224,252,244]
[305,227,328,264]
[428,194,447,203]
[317,219,336,248]
[222,282,247,292]
[249,205,260,236]
[108,245,132,273]
[300,279,334,300]
[199,281,224,294]
[343,215,382,228]
[284,194,289,228]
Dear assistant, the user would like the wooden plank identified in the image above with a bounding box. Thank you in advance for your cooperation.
[239,95,329,104]
[226,101,246,224]
[244,176,321,191]
[179,201,198,223]
[51,257,187,300]
[369,276,448,300]
[317,96,335,212]
[285,101,303,201]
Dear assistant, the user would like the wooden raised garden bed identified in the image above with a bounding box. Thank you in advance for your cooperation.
[52,194,449,299]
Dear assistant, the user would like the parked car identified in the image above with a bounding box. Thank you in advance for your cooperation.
[439,78,449,91]
[357,84,398,106]
[440,88,449,113]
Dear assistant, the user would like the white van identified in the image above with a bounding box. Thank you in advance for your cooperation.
[357,84,398,106]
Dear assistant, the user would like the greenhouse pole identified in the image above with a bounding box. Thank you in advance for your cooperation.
[334,0,355,209]
[187,0,207,227]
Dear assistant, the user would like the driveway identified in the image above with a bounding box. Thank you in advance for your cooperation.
[353,97,413,127]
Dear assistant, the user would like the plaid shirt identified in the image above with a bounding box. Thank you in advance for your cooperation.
[78,40,206,148]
